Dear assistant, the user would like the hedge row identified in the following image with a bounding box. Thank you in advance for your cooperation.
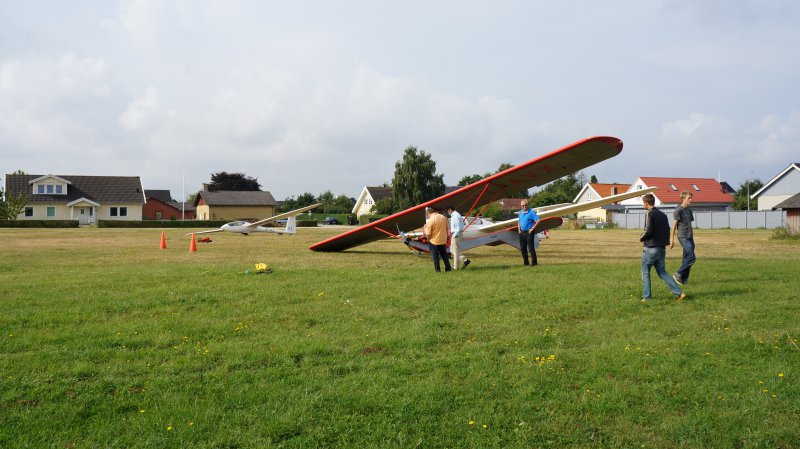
[98,220,229,228]
[0,220,79,228]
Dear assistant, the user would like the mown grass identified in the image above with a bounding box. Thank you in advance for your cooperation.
[1,227,798,448]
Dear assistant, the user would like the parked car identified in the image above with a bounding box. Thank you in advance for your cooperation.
[322,217,340,225]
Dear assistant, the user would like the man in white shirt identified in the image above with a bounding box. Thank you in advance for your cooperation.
[446,206,471,269]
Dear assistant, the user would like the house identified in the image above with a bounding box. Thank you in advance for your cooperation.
[4,173,145,224]
[351,186,464,218]
[774,193,800,234]
[573,183,631,222]
[618,177,734,213]
[750,163,800,210]
[352,186,393,218]
[143,190,196,220]
[194,188,278,221]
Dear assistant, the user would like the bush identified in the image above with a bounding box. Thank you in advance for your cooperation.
[0,220,79,228]
[358,214,389,225]
[297,220,317,227]
[98,220,228,228]
[771,226,800,240]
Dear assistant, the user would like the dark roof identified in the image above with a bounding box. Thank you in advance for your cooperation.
[774,193,800,209]
[5,174,144,204]
[719,181,736,194]
[197,190,277,206]
[366,186,393,201]
[167,201,196,212]
[145,190,174,202]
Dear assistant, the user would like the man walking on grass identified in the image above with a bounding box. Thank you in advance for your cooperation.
[446,205,470,270]
[640,193,686,302]
[670,191,695,286]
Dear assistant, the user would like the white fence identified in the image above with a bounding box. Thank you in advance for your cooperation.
[611,210,787,230]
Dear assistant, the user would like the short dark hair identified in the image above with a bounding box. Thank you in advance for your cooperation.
[642,193,655,206]
[446,205,455,211]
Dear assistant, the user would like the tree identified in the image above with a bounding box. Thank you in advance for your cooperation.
[590,175,599,184]
[733,178,764,210]
[0,189,28,220]
[371,197,395,215]
[294,192,318,209]
[208,172,261,191]
[391,146,445,211]
[529,172,586,208]
[458,174,483,186]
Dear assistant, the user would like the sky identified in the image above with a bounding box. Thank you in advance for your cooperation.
[2,0,799,202]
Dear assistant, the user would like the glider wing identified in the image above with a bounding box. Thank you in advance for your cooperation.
[309,136,623,252]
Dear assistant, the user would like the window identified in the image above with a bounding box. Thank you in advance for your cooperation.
[611,187,618,195]
[46,185,54,193]
[110,207,128,217]
[25,207,34,217]
[37,185,45,194]
[365,197,373,205]
[56,185,63,194]
[669,184,678,191]
[155,211,163,219]
[691,184,700,191]
[47,207,56,217]
[588,193,593,200]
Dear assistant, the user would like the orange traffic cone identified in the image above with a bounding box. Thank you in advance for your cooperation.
[160,231,167,249]
[189,233,197,252]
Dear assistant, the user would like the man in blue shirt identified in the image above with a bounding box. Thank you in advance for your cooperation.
[517,200,540,267]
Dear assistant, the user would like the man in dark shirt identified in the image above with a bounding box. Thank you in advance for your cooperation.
[670,191,695,285]
[640,193,686,302]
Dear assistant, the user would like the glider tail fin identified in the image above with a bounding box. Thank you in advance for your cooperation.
[284,216,297,234]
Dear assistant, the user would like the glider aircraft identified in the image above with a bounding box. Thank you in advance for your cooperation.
[190,203,321,236]
[397,186,658,254]
[309,136,634,253]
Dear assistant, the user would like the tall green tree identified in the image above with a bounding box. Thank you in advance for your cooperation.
[590,175,599,184]
[208,172,261,191]
[733,178,764,210]
[529,172,586,208]
[391,146,445,211]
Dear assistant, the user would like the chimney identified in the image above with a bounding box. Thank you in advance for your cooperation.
[202,183,209,192]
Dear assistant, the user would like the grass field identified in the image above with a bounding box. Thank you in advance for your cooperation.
[1,227,798,448]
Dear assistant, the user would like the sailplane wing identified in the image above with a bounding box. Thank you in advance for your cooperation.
[248,203,321,227]
[309,136,623,252]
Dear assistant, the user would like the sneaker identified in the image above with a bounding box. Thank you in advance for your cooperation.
[673,274,684,285]
[463,259,470,268]
[675,293,687,302]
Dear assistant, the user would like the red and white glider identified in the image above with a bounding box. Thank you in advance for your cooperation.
[309,136,627,252]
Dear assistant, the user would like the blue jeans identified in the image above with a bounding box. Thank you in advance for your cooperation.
[676,237,695,282]
[430,243,451,272]
[641,246,682,298]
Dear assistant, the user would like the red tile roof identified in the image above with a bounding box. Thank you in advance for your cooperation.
[590,183,631,198]
[639,177,734,204]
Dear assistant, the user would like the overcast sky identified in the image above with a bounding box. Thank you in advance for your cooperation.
[2,0,799,201]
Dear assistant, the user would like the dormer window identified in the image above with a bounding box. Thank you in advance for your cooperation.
[34,182,67,195]
[692,184,700,191]
[669,184,678,191]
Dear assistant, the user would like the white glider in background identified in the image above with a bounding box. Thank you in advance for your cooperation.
[189,203,321,236]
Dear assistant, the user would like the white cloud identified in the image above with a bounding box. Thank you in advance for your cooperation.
[755,111,800,164]
[118,86,160,132]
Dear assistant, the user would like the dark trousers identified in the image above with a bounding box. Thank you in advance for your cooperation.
[430,243,452,272]
[676,237,696,281]
[519,232,538,266]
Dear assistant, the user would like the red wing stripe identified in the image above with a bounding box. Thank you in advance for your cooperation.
[373,226,398,238]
